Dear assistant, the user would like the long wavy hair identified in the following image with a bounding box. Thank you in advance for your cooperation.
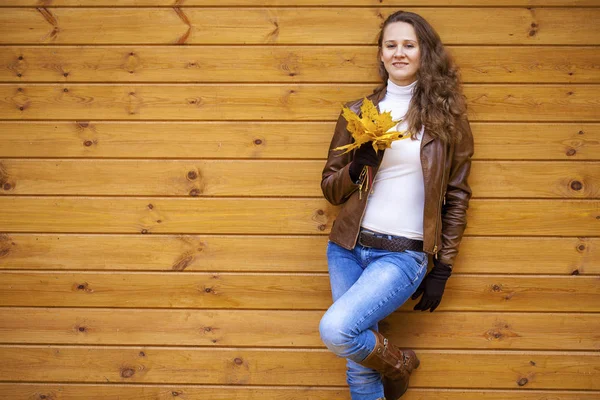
[377,11,467,143]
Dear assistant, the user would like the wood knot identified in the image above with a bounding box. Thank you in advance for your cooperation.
[318,224,326,231]
[3,183,12,191]
[204,287,213,293]
[571,269,580,275]
[139,351,145,357]
[75,282,93,292]
[172,392,180,397]
[254,138,263,145]
[141,229,149,234]
[577,244,586,252]
[147,203,154,210]
[189,188,201,197]
[316,209,324,216]
[530,360,536,366]
[77,326,87,332]
[63,72,69,77]
[570,180,582,191]
[120,367,135,378]
[187,170,198,180]
[491,284,502,292]
[204,326,212,333]
[517,377,528,386]
[234,357,243,365]
[578,130,584,135]
[83,140,93,147]
[565,148,576,156]
[63,88,68,93]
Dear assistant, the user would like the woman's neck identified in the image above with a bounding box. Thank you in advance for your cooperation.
[386,79,417,98]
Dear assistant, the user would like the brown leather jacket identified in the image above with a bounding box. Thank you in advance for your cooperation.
[321,86,474,266]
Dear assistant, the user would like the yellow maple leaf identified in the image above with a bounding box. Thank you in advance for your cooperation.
[333,98,407,154]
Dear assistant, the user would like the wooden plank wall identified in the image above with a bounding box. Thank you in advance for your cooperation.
[0,1,598,399]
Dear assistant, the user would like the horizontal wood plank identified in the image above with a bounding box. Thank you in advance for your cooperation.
[0,385,598,400]
[3,1,599,6]
[0,346,598,389]
[0,8,598,45]
[1,160,598,198]
[469,161,600,198]
[1,234,597,275]
[0,198,598,236]
[1,308,597,350]
[0,122,598,160]
[2,46,599,83]
[1,84,599,121]
[0,272,597,311]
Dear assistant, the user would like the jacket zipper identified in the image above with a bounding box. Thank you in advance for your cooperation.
[432,149,447,256]
[353,167,375,247]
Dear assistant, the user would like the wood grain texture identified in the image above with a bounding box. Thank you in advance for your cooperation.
[3,0,599,6]
[1,122,598,160]
[0,198,598,236]
[0,346,598,389]
[2,46,598,83]
[1,308,597,350]
[0,385,597,400]
[0,2,597,398]
[1,84,599,121]
[1,234,597,275]
[0,272,598,311]
[0,8,598,45]
[1,159,598,198]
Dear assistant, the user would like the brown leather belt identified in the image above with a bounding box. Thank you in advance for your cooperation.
[358,229,423,253]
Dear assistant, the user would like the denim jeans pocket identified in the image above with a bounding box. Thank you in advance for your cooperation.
[402,250,428,284]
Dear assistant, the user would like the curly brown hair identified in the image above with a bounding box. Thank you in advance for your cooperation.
[377,11,468,143]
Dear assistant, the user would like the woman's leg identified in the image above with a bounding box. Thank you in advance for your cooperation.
[320,242,428,400]
[322,242,383,399]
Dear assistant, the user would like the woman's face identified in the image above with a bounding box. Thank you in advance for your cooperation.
[380,21,421,86]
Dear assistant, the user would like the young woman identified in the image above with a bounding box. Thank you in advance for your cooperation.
[319,11,474,400]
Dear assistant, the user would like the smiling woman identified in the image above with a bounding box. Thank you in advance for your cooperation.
[320,11,473,400]
[379,22,421,87]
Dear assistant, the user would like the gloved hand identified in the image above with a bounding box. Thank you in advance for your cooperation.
[411,259,452,312]
[349,142,380,182]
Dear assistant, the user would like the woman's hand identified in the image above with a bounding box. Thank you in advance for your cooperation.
[349,143,381,182]
[411,259,452,312]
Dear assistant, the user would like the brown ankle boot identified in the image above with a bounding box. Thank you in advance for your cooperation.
[359,331,420,400]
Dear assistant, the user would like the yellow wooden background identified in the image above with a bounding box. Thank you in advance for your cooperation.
[0,1,599,399]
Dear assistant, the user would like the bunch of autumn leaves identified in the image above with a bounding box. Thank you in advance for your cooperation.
[334,98,409,196]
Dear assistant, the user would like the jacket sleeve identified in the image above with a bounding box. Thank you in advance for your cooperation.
[438,117,474,266]
[321,111,359,205]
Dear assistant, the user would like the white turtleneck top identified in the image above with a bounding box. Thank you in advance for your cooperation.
[360,79,425,240]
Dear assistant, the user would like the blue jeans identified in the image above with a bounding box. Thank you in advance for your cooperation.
[319,241,428,400]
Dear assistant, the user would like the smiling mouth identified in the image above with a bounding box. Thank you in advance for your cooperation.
[392,62,408,67]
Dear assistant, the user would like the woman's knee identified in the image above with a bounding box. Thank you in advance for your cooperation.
[319,310,354,355]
